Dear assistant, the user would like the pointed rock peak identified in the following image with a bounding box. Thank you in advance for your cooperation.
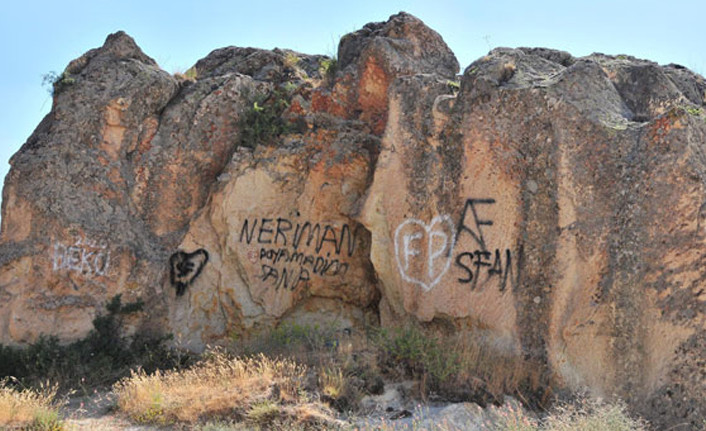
[99,30,157,66]
[338,11,459,77]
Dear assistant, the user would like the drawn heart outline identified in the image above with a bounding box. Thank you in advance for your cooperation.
[393,215,456,292]
[169,249,209,296]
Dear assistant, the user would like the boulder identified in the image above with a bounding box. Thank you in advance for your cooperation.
[312,11,459,135]
[0,31,180,342]
[1,12,705,429]
[167,129,380,349]
[360,46,706,428]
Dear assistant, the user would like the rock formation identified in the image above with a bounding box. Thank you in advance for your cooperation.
[1,12,705,429]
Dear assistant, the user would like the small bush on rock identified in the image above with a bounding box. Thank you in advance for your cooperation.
[41,71,75,96]
[238,89,293,149]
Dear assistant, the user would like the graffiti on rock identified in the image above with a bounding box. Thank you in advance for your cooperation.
[394,198,521,292]
[239,217,359,291]
[454,198,519,291]
[169,249,209,296]
[52,235,110,277]
[394,216,456,292]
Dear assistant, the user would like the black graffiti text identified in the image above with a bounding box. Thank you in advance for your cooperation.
[260,264,310,291]
[239,217,359,257]
[454,198,521,291]
[259,247,350,277]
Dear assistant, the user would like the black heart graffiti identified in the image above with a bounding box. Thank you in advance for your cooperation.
[169,249,209,296]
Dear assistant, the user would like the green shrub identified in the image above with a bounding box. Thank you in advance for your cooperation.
[319,57,338,82]
[41,71,75,96]
[446,79,461,93]
[371,325,461,385]
[0,295,192,392]
[238,89,293,149]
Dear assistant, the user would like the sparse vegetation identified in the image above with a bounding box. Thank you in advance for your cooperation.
[260,321,341,353]
[175,66,198,82]
[319,56,338,82]
[1,307,650,430]
[114,350,342,429]
[372,325,540,406]
[683,104,706,119]
[0,381,66,430]
[482,397,648,431]
[0,295,190,392]
[446,79,461,93]
[238,89,294,148]
[41,71,76,96]
[284,52,302,69]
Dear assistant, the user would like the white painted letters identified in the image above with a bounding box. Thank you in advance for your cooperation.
[52,235,110,277]
[394,216,456,292]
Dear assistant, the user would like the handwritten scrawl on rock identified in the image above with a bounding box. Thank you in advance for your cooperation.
[169,249,209,296]
[394,199,521,292]
[394,216,456,292]
[52,235,110,277]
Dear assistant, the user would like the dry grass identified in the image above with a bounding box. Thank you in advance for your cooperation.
[319,366,347,400]
[449,334,544,405]
[114,349,342,429]
[0,380,65,430]
[540,397,648,431]
[373,325,543,405]
[352,397,647,431]
[112,324,649,431]
[481,397,648,431]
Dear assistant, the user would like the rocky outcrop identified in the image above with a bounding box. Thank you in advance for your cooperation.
[361,46,706,428]
[2,11,706,429]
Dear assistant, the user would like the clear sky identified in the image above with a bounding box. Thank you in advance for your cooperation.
[1,0,705,201]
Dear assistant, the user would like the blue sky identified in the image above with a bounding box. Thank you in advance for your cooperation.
[1,0,705,201]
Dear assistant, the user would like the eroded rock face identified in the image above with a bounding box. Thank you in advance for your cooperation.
[1,12,705,429]
[0,32,180,342]
[168,131,380,349]
[360,47,706,428]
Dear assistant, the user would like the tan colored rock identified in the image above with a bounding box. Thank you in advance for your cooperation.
[361,47,706,428]
[312,12,459,135]
[1,13,705,429]
[167,130,379,349]
[0,31,259,344]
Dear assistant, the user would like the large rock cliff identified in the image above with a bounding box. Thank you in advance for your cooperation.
[1,12,705,429]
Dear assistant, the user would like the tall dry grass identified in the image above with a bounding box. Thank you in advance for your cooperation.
[0,380,65,430]
[539,397,649,431]
[372,325,544,405]
[114,350,342,429]
[478,396,648,431]
[113,324,650,431]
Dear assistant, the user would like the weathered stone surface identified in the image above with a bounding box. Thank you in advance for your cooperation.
[2,12,706,429]
[167,129,380,349]
[0,31,180,342]
[0,31,264,343]
[312,12,459,135]
[160,11,460,349]
[360,46,706,428]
